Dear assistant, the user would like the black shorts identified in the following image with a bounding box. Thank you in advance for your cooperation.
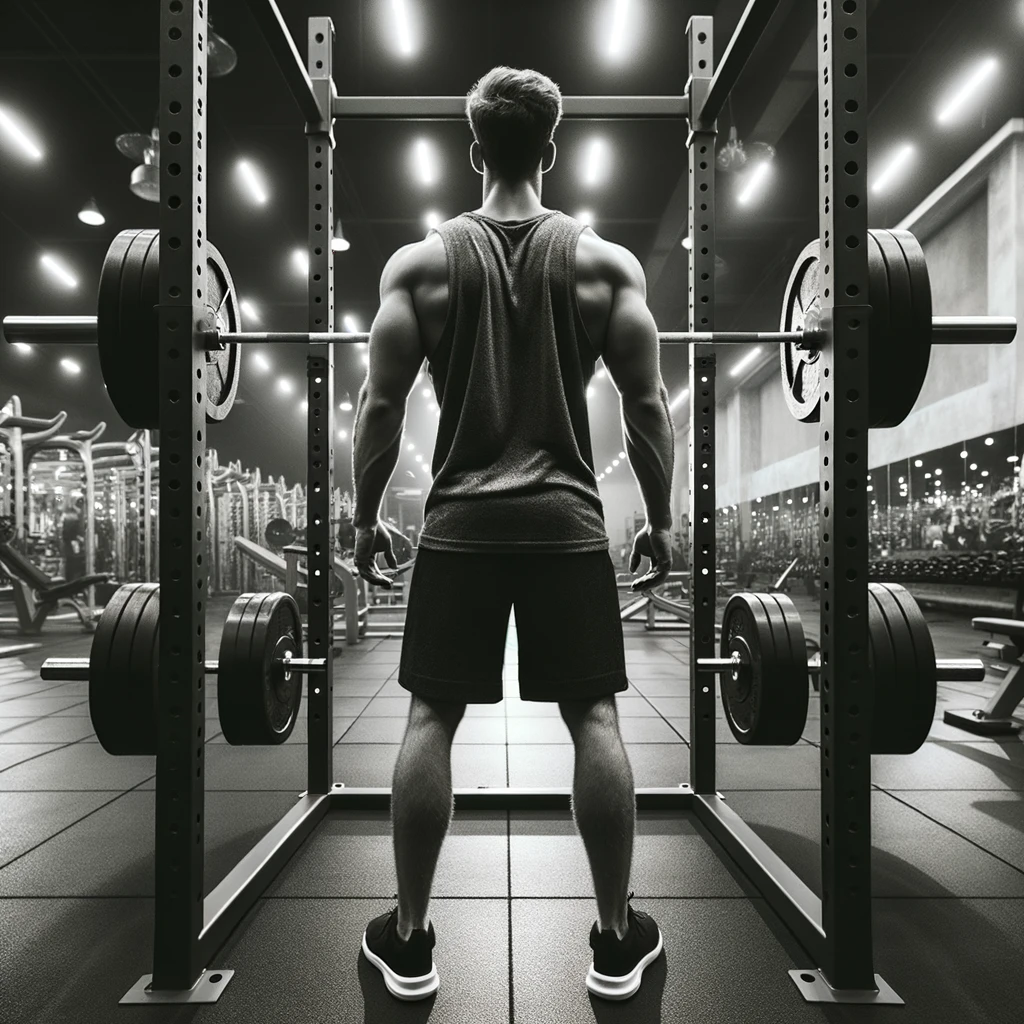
[397,548,628,704]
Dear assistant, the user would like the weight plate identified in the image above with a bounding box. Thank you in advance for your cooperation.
[265,517,297,550]
[89,583,160,756]
[203,242,242,423]
[720,592,807,744]
[890,229,933,422]
[779,239,824,422]
[867,586,904,754]
[95,230,242,429]
[870,229,922,427]
[879,582,937,751]
[218,592,303,745]
[762,592,811,744]
[780,229,934,426]
[869,582,930,754]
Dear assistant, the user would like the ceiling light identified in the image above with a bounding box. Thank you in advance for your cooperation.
[421,387,431,398]
[277,378,294,395]
[587,385,597,398]
[292,249,309,277]
[12,342,32,355]
[936,57,999,125]
[423,210,442,232]
[412,138,439,185]
[612,459,620,467]
[681,236,692,250]
[576,209,595,227]
[0,107,43,160]
[618,451,626,459]
[582,137,610,187]
[985,437,994,445]
[252,352,270,372]
[981,470,989,477]
[77,197,105,226]
[240,299,260,323]
[935,468,942,475]
[236,159,269,204]
[870,143,914,194]
[969,462,977,471]
[1008,455,1019,463]
[362,351,370,366]
[669,387,689,411]
[737,161,771,206]
[60,357,81,376]
[300,399,308,413]
[605,0,633,60]
[340,394,353,412]
[605,466,613,474]
[338,429,348,440]
[343,314,360,334]
[391,0,416,57]
[40,254,77,289]
[730,346,763,378]
[960,450,968,459]
[407,442,415,451]
[331,219,351,252]
[914,459,923,467]
[415,453,423,462]
[898,476,904,484]
[925,472,931,479]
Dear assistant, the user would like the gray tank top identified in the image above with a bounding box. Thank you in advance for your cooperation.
[418,210,609,554]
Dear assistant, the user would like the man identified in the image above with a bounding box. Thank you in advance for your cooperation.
[351,67,673,1002]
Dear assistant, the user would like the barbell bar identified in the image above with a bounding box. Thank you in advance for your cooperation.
[2,314,1017,348]
[698,652,985,683]
[39,652,327,682]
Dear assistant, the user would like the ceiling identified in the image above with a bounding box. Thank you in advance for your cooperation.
[1,0,1022,489]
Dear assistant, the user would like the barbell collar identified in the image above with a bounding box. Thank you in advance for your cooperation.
[202,656,327,675]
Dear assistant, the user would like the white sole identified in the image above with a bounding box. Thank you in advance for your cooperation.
[361,930,440,1001]
[586,928,664,1000]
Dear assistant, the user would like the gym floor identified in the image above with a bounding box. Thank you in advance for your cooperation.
[1,596,1022,1023]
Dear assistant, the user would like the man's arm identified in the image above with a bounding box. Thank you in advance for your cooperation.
[600,244,675,532]
[351,244,425,530]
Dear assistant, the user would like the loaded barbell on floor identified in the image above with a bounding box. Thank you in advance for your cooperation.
[1,227,1015,429]
[40,583,321,755]
[697,585,985,753]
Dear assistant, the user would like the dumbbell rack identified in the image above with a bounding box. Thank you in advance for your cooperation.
[2,0,1018,1010]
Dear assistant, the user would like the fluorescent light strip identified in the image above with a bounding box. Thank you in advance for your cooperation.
[0,107,43,160]
[582,138,609,187]
[413,138,437,185]
[424,210,442,232]
[870,143,914,194]
[60,357,81,376]
[239,299,260,323]
[292,249,309,277]
[342,314,360,334]
[737,162,771,205]
[730,347,763,378]
[392,0,415,57]
[937,57,999,125]
[40,254,77,289]
[607,0,632,59]
[236,159,268,204]
[576,210,595,227]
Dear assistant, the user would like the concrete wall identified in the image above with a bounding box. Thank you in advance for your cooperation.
[687,120,1024,521]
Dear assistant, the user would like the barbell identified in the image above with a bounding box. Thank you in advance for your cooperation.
[1,227,1015,429]
[697,584,985,753]
[40,583,322,754]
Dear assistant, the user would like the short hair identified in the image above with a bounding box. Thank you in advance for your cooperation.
[465,67,563,181]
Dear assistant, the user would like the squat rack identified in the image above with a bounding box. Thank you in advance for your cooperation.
[47,0,959,1006]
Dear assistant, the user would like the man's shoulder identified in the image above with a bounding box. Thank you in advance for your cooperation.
[576,227,644,290]
[381,232,447,292]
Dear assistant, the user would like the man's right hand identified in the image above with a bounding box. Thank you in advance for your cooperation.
[629,526,673,592]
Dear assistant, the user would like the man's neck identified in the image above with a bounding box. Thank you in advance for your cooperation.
[476,176,547,222]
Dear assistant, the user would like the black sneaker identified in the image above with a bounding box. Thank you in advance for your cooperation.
[586,891,664,1000]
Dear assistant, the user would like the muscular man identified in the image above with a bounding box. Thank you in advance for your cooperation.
[353,67,673,1002]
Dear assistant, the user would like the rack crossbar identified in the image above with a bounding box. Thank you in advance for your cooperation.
[331,94,689,120]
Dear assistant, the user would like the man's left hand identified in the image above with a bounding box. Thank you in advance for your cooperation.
[353,519,400,589]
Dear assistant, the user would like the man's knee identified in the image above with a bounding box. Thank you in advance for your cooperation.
[410,693,466,727]
[558,694,618,732]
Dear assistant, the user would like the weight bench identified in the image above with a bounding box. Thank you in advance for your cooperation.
[0,539,108,635]
[943,617,1024,736]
